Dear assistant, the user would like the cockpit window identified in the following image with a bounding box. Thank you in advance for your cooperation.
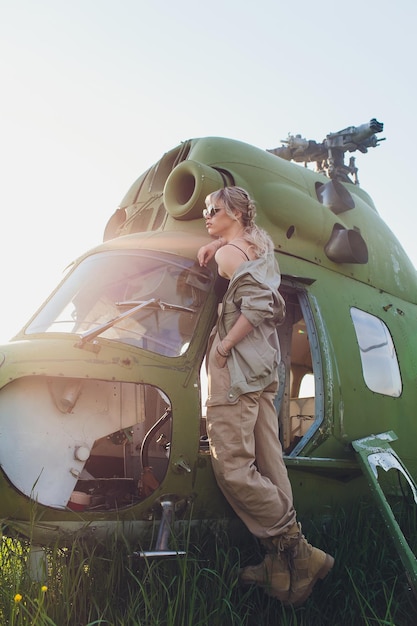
[350,307,402,397]
[25,251,212,357]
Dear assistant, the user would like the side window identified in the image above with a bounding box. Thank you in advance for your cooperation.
[299,373,315,398]
[350,307,402,397]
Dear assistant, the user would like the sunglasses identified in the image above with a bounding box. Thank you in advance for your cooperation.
[203,205,221,219]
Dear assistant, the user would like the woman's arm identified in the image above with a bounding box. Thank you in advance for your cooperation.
[197,238,224,267]
[220,314,254,354]
[215,313,254,366]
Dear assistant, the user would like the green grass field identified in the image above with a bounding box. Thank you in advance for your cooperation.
[1,499,416,625]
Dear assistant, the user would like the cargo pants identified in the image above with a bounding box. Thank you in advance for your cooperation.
[206,333,296,539]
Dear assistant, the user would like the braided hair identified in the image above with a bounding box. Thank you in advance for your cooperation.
[208,186,273,258]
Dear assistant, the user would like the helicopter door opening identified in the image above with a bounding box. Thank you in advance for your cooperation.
[278,287,322,456]
[199,286,322,457]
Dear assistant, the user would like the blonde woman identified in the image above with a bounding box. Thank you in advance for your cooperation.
[198,186,334,606]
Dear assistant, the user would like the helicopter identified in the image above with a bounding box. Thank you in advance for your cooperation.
[0,118,417,591]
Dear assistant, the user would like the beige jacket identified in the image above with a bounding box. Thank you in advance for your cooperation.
[215,251,285,403]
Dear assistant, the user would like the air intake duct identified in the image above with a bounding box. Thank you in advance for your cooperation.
[316,180,355,215]
[324,224,368,264]
[163,160,225,220]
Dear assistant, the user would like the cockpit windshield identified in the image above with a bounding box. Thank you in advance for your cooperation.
[25,250,213,357]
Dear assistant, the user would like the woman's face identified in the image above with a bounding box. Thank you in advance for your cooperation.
[203,197,240,238]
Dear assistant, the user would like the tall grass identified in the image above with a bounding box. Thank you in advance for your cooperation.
[1,499,416,625]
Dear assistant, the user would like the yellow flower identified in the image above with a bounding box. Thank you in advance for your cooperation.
[41,585,48,593]
[14,593,22,603]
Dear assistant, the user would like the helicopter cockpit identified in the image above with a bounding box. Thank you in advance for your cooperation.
[25,250,212,357]
[0,250,213,512]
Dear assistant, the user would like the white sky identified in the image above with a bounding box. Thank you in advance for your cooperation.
[0,0,416,342]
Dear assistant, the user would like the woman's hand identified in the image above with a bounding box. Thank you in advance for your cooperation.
[197,239,222,267]
[215,351,227,368]
[215,339,230,368]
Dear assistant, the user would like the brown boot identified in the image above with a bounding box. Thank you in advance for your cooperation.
[240,524,334,605]
[281,523,334,606]
[239,538,291,602]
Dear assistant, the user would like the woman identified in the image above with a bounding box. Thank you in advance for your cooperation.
[198,186,334,606]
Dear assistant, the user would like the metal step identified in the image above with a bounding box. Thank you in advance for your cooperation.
[131,498,186,559]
